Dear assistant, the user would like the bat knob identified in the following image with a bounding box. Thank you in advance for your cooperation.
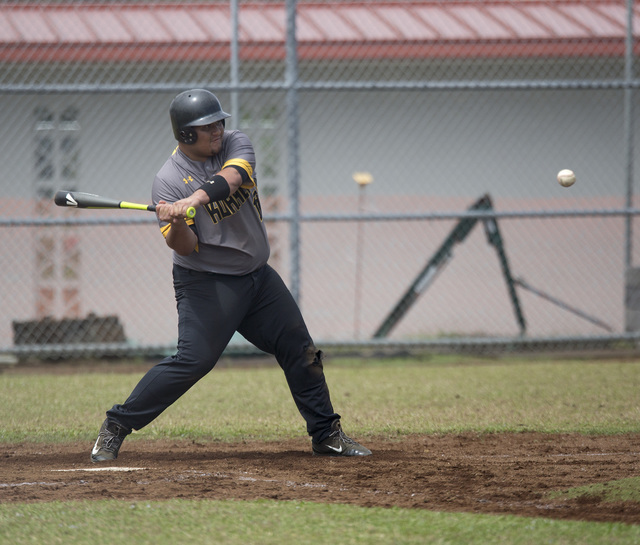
[186,207,196,218]
[54,190,73,207]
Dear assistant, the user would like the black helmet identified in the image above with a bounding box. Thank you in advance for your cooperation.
[169,89,231,144]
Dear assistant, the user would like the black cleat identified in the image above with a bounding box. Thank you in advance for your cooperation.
[91,418,130,462]
[312,420,372,457]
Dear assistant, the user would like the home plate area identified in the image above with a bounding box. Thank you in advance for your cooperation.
[1,433,640,524]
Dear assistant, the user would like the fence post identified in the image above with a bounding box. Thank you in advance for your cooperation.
[285,0,301,303]
[229,0,240,130]
[624,0,635,269]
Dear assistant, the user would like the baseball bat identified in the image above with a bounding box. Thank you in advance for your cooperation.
[54,190,196,218]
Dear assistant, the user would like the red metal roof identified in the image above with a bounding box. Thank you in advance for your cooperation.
[0,1,637,63]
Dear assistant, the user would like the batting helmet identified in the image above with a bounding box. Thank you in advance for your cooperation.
[169,89,231,145]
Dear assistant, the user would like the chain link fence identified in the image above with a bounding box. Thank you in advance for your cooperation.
[0,0,638,361]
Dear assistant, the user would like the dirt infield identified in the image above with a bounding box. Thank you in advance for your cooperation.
[2,432,640,524]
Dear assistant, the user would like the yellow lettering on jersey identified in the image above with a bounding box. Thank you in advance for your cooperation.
[252,190,263,221]
[204,187,251,224]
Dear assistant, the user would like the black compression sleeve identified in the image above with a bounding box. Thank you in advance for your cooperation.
[201,175,231,203]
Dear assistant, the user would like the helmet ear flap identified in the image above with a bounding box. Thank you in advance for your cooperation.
[178,128,197,145]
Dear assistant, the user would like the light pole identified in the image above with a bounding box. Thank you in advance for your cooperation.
[353,172,373,339]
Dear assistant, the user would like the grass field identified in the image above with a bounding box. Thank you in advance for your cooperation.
[1,355,640,544]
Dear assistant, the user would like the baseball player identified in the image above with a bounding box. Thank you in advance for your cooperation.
[91,89,371,461]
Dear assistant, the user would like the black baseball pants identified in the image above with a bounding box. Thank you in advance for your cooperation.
[107,263,340,443]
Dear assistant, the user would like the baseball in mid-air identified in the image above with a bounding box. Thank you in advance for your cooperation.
[557,169,576,187]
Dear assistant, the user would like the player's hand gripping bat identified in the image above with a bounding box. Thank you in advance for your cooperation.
[54,190,196,218]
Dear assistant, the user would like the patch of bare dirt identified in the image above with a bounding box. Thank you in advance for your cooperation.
[2,433,640,524]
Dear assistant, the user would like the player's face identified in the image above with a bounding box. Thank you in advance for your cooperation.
[188,121,224,160]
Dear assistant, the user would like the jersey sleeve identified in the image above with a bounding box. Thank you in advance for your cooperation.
[152,149,188,206]
[151,152,197,236]
[221,131,257,189]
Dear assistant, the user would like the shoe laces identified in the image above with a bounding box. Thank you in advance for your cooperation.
[102,429,125,450]
[102,435,118,451]
[330,426,357,446]
[101,423,127,450]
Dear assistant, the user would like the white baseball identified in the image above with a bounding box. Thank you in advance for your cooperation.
[557,169,576,187]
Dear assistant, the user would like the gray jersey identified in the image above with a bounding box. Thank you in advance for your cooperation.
[152,130,270,275]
